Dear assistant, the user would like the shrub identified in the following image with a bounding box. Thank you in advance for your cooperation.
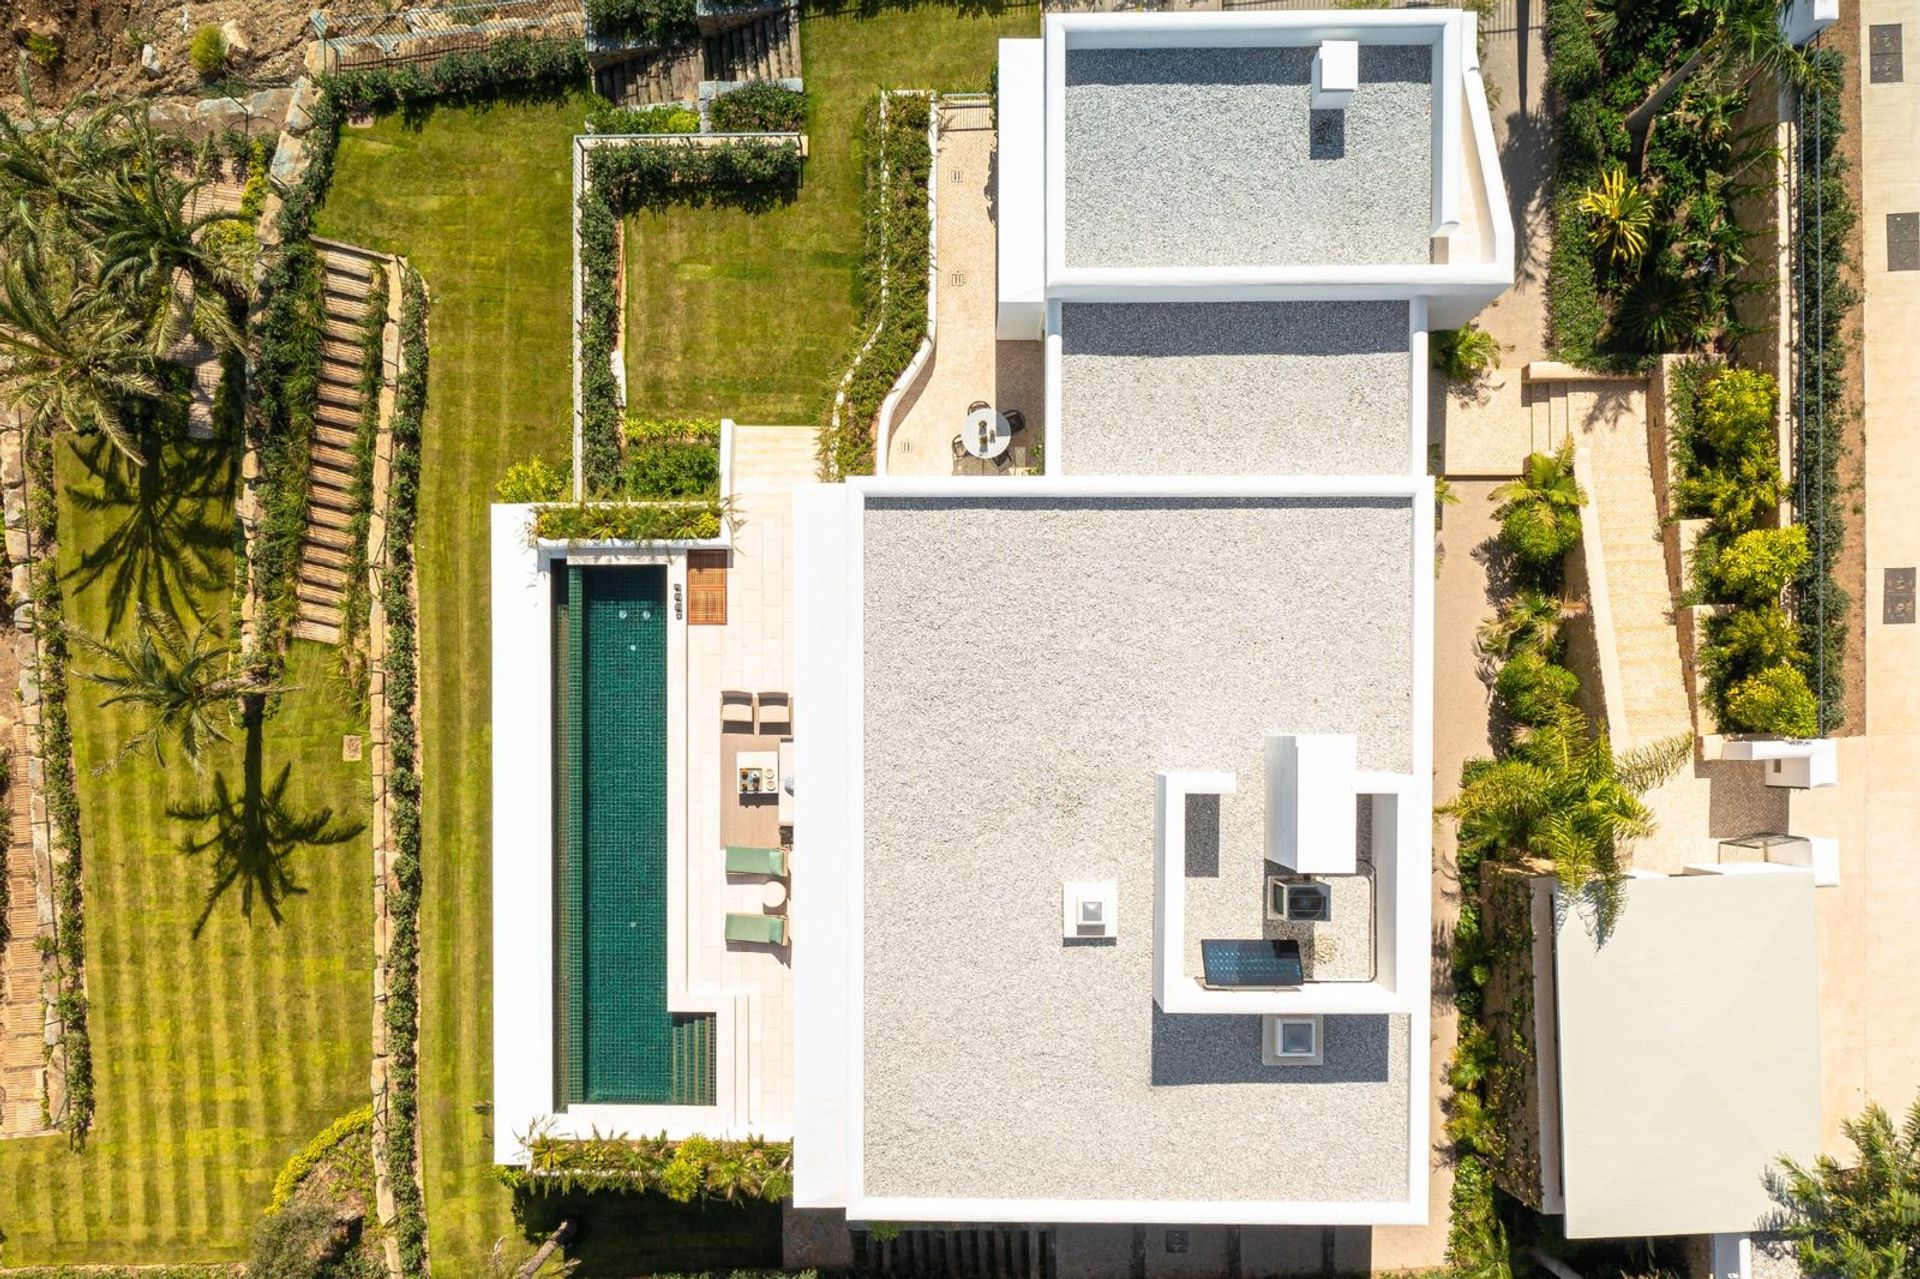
[1578,166,1652,265]
[821,92,933,479]
[249,1201,344,1279]
[532,502,722,542]
[1433,325,1500,383]
[1698,366,1776,454]
[326,37,589,114]
[1705,604,1802,681]
[586,101,700,135]
[1724,664,1820,737]
[709,81,808,133]
[1707,526,1809,606]
[1493,443,1585,573]
[24,31,62,66]
[1494,649,1580,725]
[503,1129,793,1202]
[189,25,227,77]
[497,456,570,503]
[587,0,697,45]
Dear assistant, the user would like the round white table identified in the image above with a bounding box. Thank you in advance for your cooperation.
[762,878,789,912]
[963,406,1012,459]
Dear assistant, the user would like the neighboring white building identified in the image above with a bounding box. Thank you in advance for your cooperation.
[794,9,1512,1226]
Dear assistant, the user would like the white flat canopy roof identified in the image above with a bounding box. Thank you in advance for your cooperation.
[1553,872,1821,1238]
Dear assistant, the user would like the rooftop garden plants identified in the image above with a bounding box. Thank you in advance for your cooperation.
[502,1129,794,1203]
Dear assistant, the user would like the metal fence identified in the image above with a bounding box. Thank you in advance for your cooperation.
[312,0,585,72]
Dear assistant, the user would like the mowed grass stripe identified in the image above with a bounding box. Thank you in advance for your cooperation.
[0,440,372,1265]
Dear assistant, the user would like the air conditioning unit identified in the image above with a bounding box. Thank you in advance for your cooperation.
[1263,1015,1324,1067]
[1266,877,1332,924]
[1062,880,1117,940]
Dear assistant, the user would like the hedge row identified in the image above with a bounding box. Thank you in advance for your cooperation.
[709,81,807,133]
[577,139,803,492]
[501,1132,793,1202]
[326,35,589,117]
[245,238,326,663]
[337,262,390,703]
[587,0,696,46]
[1790,54,1858,734]
[268,1103,375,1214]
[820,92,931,480]
[381,266,431,1276]
[1673,364,1823,737]
[24,425,93,1143]
[587,101,700,135]
[532,501,723,542]
[621,416,721,499]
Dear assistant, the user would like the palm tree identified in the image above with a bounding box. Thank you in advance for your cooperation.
[1492,440,1587,569]
[1474,588,1576,661]
[67,602,292,773]
[0,245,167,463]
[1769,1092,1920,1279]
[1578,166,1654,266]
[90,162,250,355]
[1444,706,1688,934]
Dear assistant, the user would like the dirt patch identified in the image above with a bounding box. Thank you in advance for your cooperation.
[2,0,314,113]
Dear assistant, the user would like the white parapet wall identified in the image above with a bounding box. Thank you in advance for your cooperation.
[996,38,1046,341]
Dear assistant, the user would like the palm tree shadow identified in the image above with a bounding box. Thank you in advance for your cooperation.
[64,437,230,631]
[168,699,365,937]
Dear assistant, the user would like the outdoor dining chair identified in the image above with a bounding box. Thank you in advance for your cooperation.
[757,691,793,736]
[721,689,755,734]
[952,434,967,459]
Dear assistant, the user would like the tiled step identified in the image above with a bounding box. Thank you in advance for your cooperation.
[291,618,343,645]
[303,539,351,569]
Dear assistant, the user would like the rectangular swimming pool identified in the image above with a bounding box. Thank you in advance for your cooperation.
[554,563,714,1106]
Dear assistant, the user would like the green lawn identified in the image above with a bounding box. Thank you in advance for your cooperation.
[0,438,371,1265]
[316,93,590,1275]
[623,0,1041,424]
[315,9,1036,1272]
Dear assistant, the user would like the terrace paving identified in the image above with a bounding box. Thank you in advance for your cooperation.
[887,100,1045,476]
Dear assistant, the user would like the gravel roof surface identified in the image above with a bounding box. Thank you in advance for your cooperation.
[857,495,1415,1205]
[1063,44,1435,267]
[1059,302,1412,476]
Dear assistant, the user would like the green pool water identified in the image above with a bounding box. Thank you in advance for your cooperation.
[555,563,714,1107]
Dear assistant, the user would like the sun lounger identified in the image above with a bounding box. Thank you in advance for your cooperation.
[725,912,788,945]
[726,846,787,876]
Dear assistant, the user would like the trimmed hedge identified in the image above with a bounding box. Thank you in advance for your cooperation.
[622,416,721,499]
[268,1104,375,1214]
[587,0,697,46]
[338,260,389,703]
[382,266,431,1277]
[25,424,93,1143]
[1790,52,1858,734]
[577,140,803,492]
[587,101,701,135]
[326,36,589,117]
[709,81,807,133]
[501,1131,793,1202]
[532,501,722,542]
[820,92,932,480]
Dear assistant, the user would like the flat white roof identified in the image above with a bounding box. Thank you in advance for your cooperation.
[1553,873,1821,1238]
[794,478,1436,1223]
[1062,43,1435,268]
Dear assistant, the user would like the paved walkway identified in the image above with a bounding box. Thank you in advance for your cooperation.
[682,423,816,1127]
[1473,0,1553,365]
[1788,0,1920,1149]
[887,101,1044,475]
[0,642,52,1138]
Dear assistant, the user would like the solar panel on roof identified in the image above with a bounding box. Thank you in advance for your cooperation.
[1200,938,1305,989]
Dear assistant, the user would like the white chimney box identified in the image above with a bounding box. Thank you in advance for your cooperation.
[1265,733,1358,875]
[1312,40,1359,111]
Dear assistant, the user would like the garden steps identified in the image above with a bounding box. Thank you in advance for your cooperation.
[1561,377,1695,750]
[595,43,705,107]
[295,240,396,647]
[703,7,800,82]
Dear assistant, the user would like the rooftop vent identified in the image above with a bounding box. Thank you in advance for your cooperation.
[1062,880,1118,940]
[1312,40,1358,111]
[1267,877,1333,924]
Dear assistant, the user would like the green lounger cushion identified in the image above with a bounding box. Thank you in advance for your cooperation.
[725,845,787,876]
[725,913,787,945]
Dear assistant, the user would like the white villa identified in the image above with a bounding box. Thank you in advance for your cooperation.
[792,8,1511,1227]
